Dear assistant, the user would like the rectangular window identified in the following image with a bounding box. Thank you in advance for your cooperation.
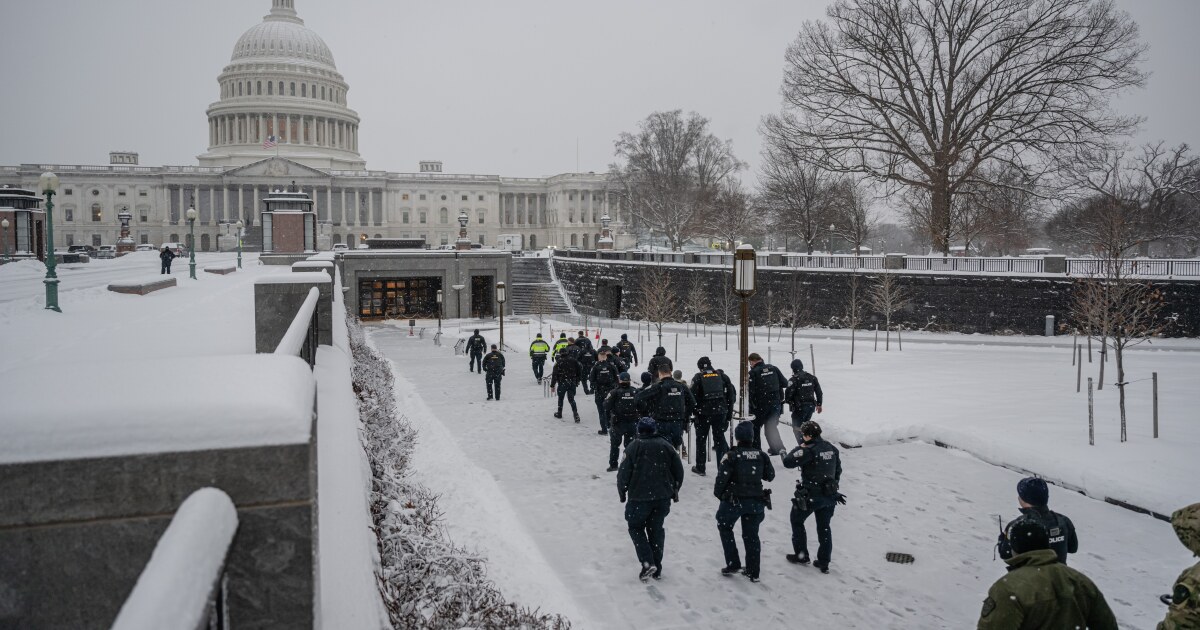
[477,210,484,224]
[402,193,409,201]
[65,189,73,196]
[440,233,449,245]
[65,208,74,222]
[461,195,468,201]
[92,234,102,247]
[139,190,148,197]
[402,212,410,223]
[478,194,484,201]
[140,211,148,222]
[140,234,148,244]
[92,207,102,221]
[419,194,426,201]
[419,211,427,224]
[118,190,126,196]
[65,233,74,246]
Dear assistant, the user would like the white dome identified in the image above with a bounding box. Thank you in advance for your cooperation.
[231,15,336,70]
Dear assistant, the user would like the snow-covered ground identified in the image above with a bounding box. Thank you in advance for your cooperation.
[367,317,1198,629]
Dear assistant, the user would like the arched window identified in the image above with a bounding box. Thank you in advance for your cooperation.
[290,82,295,96]
[332,233,341,245]
[529,234,537,249]
[583,233,589,249]
[301,84,306,97]
[200,234,211,252]
[439,208,448,223]
[91,203,102,222]
[477,210,485,224]
[238,83,243,96]
[278,81,284,95]
[268,81,273,95]
[321,85,326,100]
[256,81,262,95]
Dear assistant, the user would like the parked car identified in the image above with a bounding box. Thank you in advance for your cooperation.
[161,242,186,257]
[332,243,349,251]
[135,244,156,252]
[67,245,97,256]
[95,245,117,259]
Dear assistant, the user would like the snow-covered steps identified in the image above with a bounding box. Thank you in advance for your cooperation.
[509,257,571,315]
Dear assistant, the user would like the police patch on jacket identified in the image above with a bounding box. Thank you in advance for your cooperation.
[980,597,996,618]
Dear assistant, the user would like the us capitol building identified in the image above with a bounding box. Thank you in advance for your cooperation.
[0,0,629,252]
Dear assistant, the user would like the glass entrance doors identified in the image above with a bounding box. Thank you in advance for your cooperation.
[359,277,443,319]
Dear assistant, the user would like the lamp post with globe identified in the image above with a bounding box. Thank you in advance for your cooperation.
[2,218,9,263]
[496,281,507,351]
[235,220,244,269]
[733,244,757,422]
[39,171,61,312]
[186,205,198,279]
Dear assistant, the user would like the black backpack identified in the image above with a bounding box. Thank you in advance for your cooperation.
[596,365,616,387]
[614,389,638,419]
[658,381,687,419]
[699,370,725,401]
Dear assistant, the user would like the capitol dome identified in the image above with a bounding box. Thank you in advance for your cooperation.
[199,0,365,171]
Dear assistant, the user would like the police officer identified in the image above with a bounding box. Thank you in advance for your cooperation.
[551,333,570,361]
[466,329,487,373]
[589,349,622,435]
[482,344,505,400]
[617,417,684,581]
[690,357,736,477]
[747,353,788,454]
[636,365,696,449]
[781,420,843,573]
[714,421,775,582]
[615,333,639,367]
[529,333,551,382]
[647,347,673,380]
[997,477,1078,565]
[550,347,583,422]
[785,359,824,447]
[604,372,640,472]
[577,338,598,394]
[1160,502,1200,629]
[576,330,593,353]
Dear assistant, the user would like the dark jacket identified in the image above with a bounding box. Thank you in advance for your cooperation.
[466,334,487,355]
[635,377,697,423]
[482,351,505,376]
[617,434,684,502]
[160,248,176,262]
[549,355,583,389]
[999,506,1078,565]
[690,369,736,418]
[782,437,842,497]
[647,350,673,378]
[577,343,598,376]
[589,358,621,399]
[977,549,1117,630]
[575,335,594,352]
[748,362,786,415]
[615,339,639,365]
[714,445,775,500]
[785,370,823,410]
[605,385,641,423]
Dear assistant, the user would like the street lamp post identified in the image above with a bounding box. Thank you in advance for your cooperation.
[733,244,757,429]
[1,218,9,262]
[451,283,465,319]
[39,172,61,312]
[496,281,507,351]
[827,223,835,254]
[186,205,198,279]
[235,219,244,269]
[436,289,443,334]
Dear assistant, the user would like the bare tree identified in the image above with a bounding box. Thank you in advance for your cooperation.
[973,168,1046,255]
[636,265,681,346]
[767,0,1147,255]
[829,178,878,255]
[612,110,745,251]
[684,275,711,333]
[530,284,550,333]
[703,178,763,251]
[717,269,737,326]
[1071,278,1164,442]
[844,273,866,364]
[783,274,812,357]
[868,271,911,350]
[757,142,836,253]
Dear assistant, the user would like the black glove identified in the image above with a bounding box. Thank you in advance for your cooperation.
[619,492,627,504]
[835,493,847,505]
[672,489,680,503]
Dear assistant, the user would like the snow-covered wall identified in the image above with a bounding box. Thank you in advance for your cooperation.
[552,257,1200,336]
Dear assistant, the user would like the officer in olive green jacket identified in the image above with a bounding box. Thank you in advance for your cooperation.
[1159,502,1200,630]
[978,518,1117,630]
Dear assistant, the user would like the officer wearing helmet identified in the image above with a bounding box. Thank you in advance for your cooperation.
[781,420,843,574]
[689,356,736,476]
[784,359,823,448]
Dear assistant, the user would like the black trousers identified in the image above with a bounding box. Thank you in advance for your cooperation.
[625,498,672,567]
[717,498,766,576]
[531,357,546,380]
[469,352,482,372]
[556,386,577,414]
[694,414,730,472]
[791,498,836,567]
[608,420,636,467]
[161,260,172,274]
[486,374,501,399]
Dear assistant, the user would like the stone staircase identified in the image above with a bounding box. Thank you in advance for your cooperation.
[509,257,571,315]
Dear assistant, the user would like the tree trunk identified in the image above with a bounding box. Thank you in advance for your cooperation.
[1097,335,1107,390]
[931,174,952,256]
[1116,341,1127,442]
[850,325,856,365]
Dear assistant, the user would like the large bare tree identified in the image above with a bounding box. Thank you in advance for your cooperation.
[611,110,744,251]
[636,265,682,346]
[703,178,763,251]
[829,178,878,255]
[758,143,836,253]
[765,0,1147,255]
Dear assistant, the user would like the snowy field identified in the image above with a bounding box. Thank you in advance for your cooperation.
[1,254,1196,629]
[367,316,1199,629]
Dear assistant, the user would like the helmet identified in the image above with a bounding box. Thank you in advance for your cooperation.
[1171,503,1200,556]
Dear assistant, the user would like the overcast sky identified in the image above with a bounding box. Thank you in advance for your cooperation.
[1,0,1196,183]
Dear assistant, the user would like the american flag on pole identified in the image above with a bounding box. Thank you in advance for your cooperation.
[263,135,277,149]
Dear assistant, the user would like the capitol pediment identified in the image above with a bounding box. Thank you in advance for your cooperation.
[223,157,328,179]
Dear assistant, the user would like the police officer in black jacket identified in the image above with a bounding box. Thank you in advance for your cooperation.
[636,365,696,449]
[482,344,505,400]
[577,338,598,394]
[690,356,736,476]
[550,349,583,422]
[747,353,788,454]
[781,420,843,573]
[784,359,824,447]
[466,329,487,373]
[646,347,673,381]
[604,372,640,472]
[589,349,622,435]
[615,333,639,367]
[997,477,1079,565]
[617,417,685,581]
[714,421,775,582]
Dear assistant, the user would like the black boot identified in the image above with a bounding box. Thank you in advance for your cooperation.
[786,553,810,565]
[554,411,563,419]
[638,562,654,582]
[573,413,581,423]
[652,564,662,580]
[720,562,742,576]
[691,466,706,476]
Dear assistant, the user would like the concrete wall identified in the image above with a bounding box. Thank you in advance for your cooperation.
[0,438,316,629]
[552,258,1200,336]
[339,250,512,318]
[254,272,334,352]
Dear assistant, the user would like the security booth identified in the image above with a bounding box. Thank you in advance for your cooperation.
[340,247,511,321]
[0,186,46,262]
[260,184,316,254]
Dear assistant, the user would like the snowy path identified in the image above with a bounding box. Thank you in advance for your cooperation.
[369,323,1183,629]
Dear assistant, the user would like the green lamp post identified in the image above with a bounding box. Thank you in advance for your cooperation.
[2,218,10,263]
[186,205,197,279]
[235,219,244,269]
[39,171,61,312]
